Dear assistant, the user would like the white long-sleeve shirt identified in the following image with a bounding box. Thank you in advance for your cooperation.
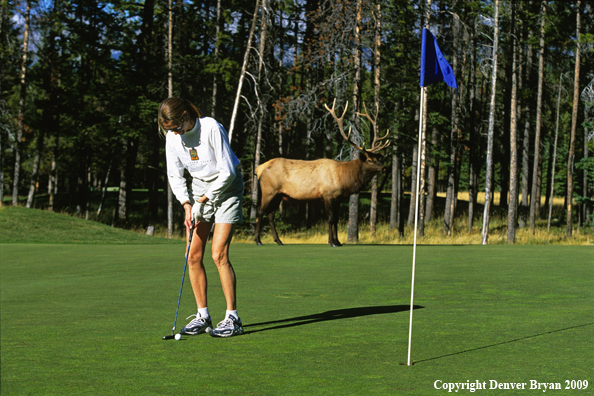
[166,117,240,204]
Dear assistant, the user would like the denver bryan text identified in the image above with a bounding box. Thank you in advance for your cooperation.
[434,380,565,392]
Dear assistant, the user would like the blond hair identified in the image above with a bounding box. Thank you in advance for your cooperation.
[157,98,201,138]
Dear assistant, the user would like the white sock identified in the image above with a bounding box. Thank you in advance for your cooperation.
[226,310,238,320]
[198,307,210,318]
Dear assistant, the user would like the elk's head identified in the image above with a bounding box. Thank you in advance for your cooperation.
[325,99,390,179]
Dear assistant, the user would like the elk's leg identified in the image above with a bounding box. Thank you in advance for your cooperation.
[254,192,279,245]
[254,206,264,245]
[267,195,284,245]
[325,198,342,247]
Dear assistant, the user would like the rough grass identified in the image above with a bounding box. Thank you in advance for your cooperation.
[237,216,593,246]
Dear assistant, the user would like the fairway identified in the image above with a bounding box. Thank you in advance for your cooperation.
[1,243,592,395]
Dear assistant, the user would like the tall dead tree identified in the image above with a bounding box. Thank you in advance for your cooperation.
[228,0,261,144]
[369,0,382,237]
[481,0,499,245]
[529,0,547,234]
[12,0,31,206]
[347,0,363,244]
[443,8,461,237]
[548,73,563,231]
[567,0,581,238]
[507,2,519,243]
[167,0,174,238]
[211,0,221,119]
[519,23,534,229]
[249,0,269,223]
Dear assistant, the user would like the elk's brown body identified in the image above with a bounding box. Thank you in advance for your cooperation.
[253,100,390,247]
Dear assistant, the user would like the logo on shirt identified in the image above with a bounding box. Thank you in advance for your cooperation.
[189,148,199,161]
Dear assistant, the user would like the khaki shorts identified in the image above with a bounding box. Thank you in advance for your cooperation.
[191,168,244,224]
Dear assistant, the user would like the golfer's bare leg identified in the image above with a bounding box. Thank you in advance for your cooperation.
[187,222,211,309]
[211,223,236,311]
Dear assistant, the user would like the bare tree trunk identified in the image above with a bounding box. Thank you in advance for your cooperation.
[443,11,460,236]
[481,0,499,245]
[583,102,591,226]
[390,152,402,233]
[48,153,57,211]
[249,0,269,223]
[468,25,478,233]
[418,87,428,238]
[425,126,438,223]
[369,0,381,237]
[228,0,261,144]
[97,154,113,217]
[347,0,363,244]
[519,24,534,229]
[408,141,418,227]
[529,1,547,233]
[26,129,45,208]
[211,0,221,119]
[548,73,562,231]
[12,0,31,206]
[167,0,174,238]
[567,0,581,238]
[507,2,518,244]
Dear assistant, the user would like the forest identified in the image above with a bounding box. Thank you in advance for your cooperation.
[1,0,593,244]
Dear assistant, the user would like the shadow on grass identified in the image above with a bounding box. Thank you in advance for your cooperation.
[244,304,424,334]
[413,322,594,365]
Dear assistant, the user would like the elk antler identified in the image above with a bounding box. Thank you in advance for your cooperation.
[356,102,391,154]
[324,99,364,152]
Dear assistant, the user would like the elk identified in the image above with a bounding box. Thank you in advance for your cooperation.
[254,100,390,247]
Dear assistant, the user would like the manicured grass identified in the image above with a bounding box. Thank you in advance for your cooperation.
[0,206,179,244]
[2,242,592,395]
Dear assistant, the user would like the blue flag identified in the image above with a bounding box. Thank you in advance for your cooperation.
[420,28,458,93]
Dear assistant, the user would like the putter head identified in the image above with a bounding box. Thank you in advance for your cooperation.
[162,335,175,340]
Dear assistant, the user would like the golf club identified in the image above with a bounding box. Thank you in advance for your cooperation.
[162,220,196,340]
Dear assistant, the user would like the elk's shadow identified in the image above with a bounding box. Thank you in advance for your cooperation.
[244,304,424,334]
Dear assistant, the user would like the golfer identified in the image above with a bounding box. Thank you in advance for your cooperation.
[158,97,244,338]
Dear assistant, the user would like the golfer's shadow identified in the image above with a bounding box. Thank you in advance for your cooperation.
[244,304,424,334]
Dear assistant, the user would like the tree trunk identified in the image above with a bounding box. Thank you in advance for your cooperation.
[228,0,261,144]
[97,155,113,217]
[443,12,460,236]
[425,126,438,223]
[347,0,363,244]
[548,74,563,231]
[567,1,581,238]
[418,87,428,238]
[167,0,174,238]
[12,0,31,206]
[468,24,478,233]
[481,0,499,245]
[211,0,221,118]
[250,0,269,223]
[583,101,591,227]
[507,2,518,244]
[408,142,418,227]
[26,130,45,208]
[390,152,402,235]
[529,1,547,233]
[519,24,534,229]
[369,0,381,237]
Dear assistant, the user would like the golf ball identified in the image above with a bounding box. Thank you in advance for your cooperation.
[174,333,181,341]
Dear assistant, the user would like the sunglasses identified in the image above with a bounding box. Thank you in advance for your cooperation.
[165,113,188,133]
[167,123,185,133]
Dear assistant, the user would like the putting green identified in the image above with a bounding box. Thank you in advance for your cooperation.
[1,244,592,395]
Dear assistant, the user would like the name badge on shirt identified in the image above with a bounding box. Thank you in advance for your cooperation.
[189,148,199,161]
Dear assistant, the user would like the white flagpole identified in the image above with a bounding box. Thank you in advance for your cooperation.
[407,86,425,366]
